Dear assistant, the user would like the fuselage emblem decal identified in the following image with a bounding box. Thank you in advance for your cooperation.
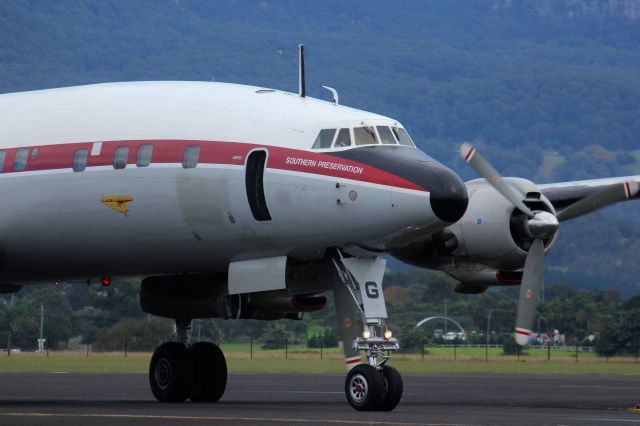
[101,195,134,216]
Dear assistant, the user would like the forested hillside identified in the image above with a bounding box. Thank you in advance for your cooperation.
[0,0,639,292]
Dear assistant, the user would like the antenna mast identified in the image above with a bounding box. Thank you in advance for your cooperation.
[298,44,305,98]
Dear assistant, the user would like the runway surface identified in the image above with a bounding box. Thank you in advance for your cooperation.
[0,372,639,425]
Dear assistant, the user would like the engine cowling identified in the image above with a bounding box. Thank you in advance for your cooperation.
[393,177,558,281]
[140,273,326,321]
[450,178,558,270]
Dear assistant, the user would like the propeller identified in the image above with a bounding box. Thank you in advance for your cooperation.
[460,143,638,345]
[460,144,535,218]
[514,238,544,345]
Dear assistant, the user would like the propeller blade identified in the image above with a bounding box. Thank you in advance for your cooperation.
[556,180,639,222]
[460,143,535,218]
[514,238,545,346]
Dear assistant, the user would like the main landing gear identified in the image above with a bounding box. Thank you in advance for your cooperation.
[149,319,227,402]
[333,255,403,411]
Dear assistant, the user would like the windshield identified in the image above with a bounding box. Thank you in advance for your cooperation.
[354,126,378,146]
[311,124,415,150]
[391,127,415,147]
[312,128,337,149]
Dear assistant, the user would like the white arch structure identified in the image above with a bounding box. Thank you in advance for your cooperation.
[416,316,465,334]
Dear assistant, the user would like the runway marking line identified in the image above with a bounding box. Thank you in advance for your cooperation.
[0,412,468,426]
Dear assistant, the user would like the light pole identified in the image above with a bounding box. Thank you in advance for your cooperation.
[444,300,448,335]
[486,310,493,361]
[38,303,45,352]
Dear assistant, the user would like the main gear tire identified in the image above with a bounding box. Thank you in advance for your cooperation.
[189,341,227,402]
[149,342,194,402]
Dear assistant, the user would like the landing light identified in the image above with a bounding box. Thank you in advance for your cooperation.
[384,330,393,339]
[362,329,371,339]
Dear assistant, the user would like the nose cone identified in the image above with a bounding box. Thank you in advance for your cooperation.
[425,161,469,223]
[327,145,468,223]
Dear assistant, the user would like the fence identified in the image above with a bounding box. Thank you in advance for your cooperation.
[2,336,638,364]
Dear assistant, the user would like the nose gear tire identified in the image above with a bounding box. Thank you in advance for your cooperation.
[345,364,385,411]
[379,365,403,411]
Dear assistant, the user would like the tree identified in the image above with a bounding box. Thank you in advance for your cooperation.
[3,287,73,349]
[595,309,640,357]
[94,317,173,351]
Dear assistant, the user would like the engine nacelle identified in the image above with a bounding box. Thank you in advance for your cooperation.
[0,283,22,293]
[446,178,557,270]
[140,273,326,321]
[392,177,558,284]
[442,262,523,293]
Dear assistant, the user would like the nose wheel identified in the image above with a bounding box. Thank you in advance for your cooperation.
[345,364,403,411]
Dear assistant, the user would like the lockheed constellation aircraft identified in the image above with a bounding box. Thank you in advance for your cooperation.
[0,48,637,411]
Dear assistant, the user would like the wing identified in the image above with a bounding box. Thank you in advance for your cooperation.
[538,175,640,218]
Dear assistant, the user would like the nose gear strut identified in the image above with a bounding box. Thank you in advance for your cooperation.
[332,250,403,411]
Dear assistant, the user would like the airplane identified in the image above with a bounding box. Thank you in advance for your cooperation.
[0,64,468,410]
[0,45,637,411]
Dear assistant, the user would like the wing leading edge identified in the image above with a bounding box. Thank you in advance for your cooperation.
[539,175,640,214]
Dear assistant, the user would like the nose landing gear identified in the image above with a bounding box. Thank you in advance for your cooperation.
[333,254,403,411]
[149,319,227,403]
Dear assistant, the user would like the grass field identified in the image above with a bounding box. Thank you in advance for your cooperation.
[0,346,638,375]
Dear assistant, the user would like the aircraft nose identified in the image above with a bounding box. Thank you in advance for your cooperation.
[422,161,469,223]
[325,145,468,223]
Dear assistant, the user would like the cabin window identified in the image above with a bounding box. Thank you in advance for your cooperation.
[245,150,271,221]
[14,148,29,171]
[31,148,39,159]
[377,126,397,145]
[354,126,378,146]
[113,146,129,169]
[182,145,200,169]
[136,144,153,167]
[0,150,6,173]
[73,149,89,172]
[333,128,352,148]
[392,127,416,147]
[312,129,336,149]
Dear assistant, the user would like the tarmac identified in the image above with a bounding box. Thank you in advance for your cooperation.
[0,372,639,425]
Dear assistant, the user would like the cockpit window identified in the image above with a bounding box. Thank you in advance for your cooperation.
[333,128,352,148]
[354,126,378,146]
[377,126,397,145]
[392,127,416,147]
[312,129,337,149]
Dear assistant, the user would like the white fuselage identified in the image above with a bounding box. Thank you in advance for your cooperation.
[0,82,456,285]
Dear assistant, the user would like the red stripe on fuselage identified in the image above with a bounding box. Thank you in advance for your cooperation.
[0,140,426,192]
